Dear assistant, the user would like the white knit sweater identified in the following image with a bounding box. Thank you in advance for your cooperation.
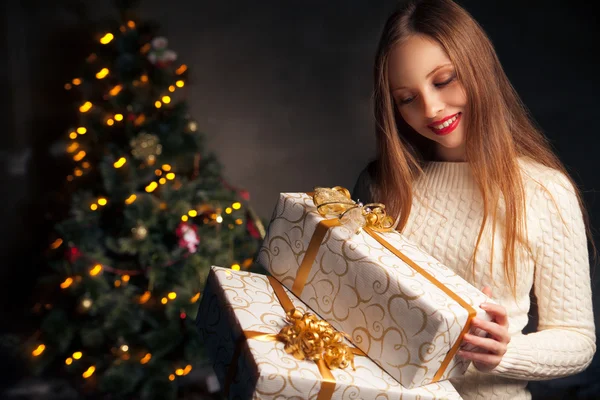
[354,158,596,399]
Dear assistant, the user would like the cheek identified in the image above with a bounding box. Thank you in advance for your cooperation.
[447,84,467,107]
[398,107,421,131]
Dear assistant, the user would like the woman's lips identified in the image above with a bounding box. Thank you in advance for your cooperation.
[428,113,461,136]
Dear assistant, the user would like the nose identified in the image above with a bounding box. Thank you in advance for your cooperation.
[421,92,444,119]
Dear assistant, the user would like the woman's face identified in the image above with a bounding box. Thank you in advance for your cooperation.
[388,34,468,161]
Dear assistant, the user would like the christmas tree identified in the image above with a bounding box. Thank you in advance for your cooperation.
[21,1,264,398]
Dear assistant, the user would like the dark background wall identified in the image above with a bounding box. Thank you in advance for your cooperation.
[1,0,598,398]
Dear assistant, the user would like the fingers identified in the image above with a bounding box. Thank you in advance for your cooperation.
[471,318,510,344]
[462,333,507,356]
[457,349,502,366]
[481,285,493,297]
[480,302,509,328]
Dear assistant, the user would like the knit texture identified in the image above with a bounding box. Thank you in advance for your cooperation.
[353,158,596,400]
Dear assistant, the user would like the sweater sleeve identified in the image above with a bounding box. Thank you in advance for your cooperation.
[490,171,596,380]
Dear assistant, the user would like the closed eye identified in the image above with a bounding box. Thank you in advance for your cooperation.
[396,74,457,106]
[435,75,456,87]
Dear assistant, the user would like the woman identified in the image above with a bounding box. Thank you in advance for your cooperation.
[353,0,596,398]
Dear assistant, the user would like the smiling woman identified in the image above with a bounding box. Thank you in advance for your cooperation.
[353,0,596,399]
[388,35,467,161]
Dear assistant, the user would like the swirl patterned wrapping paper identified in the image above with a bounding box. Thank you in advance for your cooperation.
[257,192,492,389]
[196,266,462,399]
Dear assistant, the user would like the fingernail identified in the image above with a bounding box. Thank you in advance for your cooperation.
[480,303,488,309]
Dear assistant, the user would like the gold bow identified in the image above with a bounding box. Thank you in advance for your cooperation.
[278,308,356,370]
[312,186,394,233]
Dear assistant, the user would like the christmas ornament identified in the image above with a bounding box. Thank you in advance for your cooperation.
[186,120,197,132]
[147,37,177,67]
[176,222,200,253]
[130,132,162,163]
[81,294,93,310]
[66,246,82,263]
[131,222,148,240]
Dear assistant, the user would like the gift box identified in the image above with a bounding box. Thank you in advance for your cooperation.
[196,266,462,399]
[257,189,491,388]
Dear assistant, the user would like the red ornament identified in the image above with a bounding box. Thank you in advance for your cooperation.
[239,190,250,201]
[66,247,82,263]
[246,217,261,240]
[176,222,200,253]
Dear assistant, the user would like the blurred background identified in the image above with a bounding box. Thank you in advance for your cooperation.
[1,0,598,398]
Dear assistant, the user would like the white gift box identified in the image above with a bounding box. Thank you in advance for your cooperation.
[257,192,491,388]
[196,266,462,399]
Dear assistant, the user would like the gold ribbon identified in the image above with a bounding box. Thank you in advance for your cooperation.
[311,186,395,233]
[289,187,476,383]
[224,275,365,399]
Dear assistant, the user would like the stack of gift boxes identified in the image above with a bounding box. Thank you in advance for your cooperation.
[196,188,492,399]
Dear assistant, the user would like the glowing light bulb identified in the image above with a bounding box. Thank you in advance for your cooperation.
[90,264,102,276]
[60,277,73,289]
[175,80,184,88]
[145,182,158,193]
[96,68,109,79]
[125,194,137,204]
[79,101,92,113]
[82,366,95,378]
[32,344,45,356]
[109,85,122,96]
[114,157,126,168]
[100,33,114,44]
[140,353,151,364]
[73,150,86,162]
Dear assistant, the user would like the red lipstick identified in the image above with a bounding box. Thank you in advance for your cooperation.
[428,112,461,136]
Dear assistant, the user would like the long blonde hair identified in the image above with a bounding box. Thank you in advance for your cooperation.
[373,0,593,293]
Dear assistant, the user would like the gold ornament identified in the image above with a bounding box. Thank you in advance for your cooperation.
[187,120,197,132]
[131,223,148,240]
[130,132,162,163]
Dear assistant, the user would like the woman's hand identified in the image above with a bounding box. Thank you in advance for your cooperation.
[458,286,510,372]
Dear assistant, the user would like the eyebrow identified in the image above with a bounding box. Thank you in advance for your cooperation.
[391,63,453,92]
